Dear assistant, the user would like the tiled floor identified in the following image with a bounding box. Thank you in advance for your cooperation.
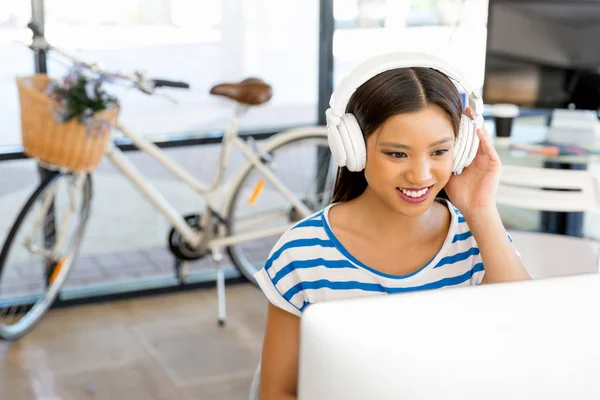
[0,282,267,400]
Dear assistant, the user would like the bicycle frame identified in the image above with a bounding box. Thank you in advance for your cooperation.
[104,105,313,251]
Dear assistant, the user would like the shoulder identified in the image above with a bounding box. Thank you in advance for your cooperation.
[438,199,519,284]
[443,199,516,249]
[254,206,338,316]
[444,199,466,224]
[432,199,485,282]
[435,199,470,245]
[434,199,478,256]
[265,207,333,265]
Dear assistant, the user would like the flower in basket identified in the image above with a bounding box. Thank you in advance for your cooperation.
[47,66,118,138]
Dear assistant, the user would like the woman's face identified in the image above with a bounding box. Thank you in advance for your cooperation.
[364,104,455,217]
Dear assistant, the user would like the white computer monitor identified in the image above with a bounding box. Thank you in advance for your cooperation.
[297,274,600,400]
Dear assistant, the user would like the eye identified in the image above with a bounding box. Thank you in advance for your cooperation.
[431,149,449,157]
[386,151,407,159]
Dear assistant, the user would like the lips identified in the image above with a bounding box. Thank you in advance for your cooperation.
[395,185,433,204]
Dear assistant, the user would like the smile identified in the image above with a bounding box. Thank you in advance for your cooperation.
[395,185,433,204]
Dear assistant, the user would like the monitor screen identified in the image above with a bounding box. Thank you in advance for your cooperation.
[483,0,600,111]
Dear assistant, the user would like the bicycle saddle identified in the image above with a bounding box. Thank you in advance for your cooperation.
[210,77,272,105]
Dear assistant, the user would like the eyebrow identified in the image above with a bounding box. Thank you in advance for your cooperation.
[378,136,454,150]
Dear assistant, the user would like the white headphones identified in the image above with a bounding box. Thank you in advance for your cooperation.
[325,52,484,175]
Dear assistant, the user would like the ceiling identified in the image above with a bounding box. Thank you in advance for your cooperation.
[503,1,600,27]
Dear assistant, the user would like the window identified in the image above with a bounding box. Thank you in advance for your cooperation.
[43,0,319,140]
[334,0,489,93]
[0,4,33,147]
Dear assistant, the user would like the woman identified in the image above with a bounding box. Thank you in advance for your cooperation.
[254,60,530,400]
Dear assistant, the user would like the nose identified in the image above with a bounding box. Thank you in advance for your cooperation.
[405,156,432,185]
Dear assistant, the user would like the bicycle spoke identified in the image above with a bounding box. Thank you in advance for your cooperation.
[233,208,291,232]
[0,172,91,340]
[226,133,335,283]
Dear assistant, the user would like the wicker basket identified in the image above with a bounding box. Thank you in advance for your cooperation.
[16,74,119,172]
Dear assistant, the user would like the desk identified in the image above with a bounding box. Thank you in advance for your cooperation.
[489,120,600,237]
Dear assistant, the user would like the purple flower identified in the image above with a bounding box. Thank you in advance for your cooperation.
[52,107,68,123]
[85,118,111,138]
[85,82,97,100]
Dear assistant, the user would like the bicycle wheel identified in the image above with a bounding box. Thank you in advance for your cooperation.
[0,170,92,340]
[225,127,337,284]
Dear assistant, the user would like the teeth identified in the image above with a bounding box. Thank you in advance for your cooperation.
[400,187,429,198]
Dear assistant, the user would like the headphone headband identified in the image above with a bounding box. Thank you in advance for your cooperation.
[329,51,483,118]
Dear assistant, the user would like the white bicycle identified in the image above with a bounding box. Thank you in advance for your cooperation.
[0,23,336,340]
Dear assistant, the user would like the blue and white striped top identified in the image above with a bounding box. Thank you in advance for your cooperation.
[254,199,512,317]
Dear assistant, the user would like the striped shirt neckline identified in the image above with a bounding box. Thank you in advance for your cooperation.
[321,199,459,280]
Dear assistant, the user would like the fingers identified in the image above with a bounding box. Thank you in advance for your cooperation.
[465,106,473,120]
[475,129,489,157]
[476,128,501,164]
[479,118,490,135]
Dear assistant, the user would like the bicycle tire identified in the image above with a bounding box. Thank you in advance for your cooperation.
[224,127,334,285]
[0,171,92,340]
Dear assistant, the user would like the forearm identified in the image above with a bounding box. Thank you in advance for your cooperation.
[464,205,531,283]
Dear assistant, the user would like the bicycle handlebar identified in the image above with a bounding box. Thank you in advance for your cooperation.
[26,22,190,95]
[152,79,190,89]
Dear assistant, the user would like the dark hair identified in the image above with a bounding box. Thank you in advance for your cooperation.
[330,67,463,203]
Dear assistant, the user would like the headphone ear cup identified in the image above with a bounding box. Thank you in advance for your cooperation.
[325,110,348,168]
[339,114,366,171]
[463,119,480,168]
[453,115,473,175]
[460,115,475,171]
[452,119,464,173]
[326,123,347,168]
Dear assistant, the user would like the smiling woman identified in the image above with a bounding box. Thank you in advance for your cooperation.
[254,53,530,400]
